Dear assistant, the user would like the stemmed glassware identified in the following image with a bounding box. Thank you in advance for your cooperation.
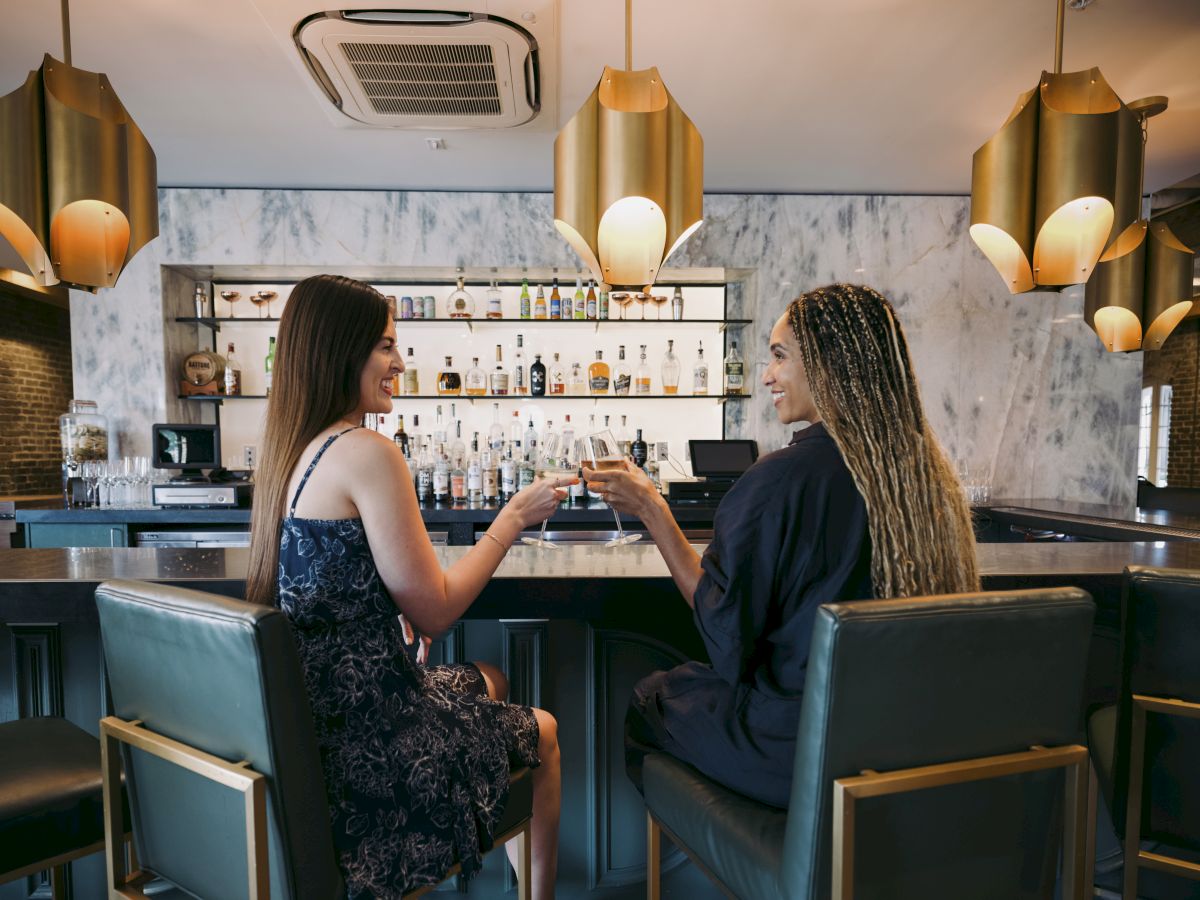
[650,294,668,319]
[219,290,241,319]
[81,460,100,507]
[610,292,630,320]
[257,290,277,318]
[578,430,641,547]
[634,292,650,320]
[521,434,567,549]
[249,291,269,318]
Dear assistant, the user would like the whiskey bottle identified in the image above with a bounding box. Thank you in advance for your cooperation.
[635,345,652,395]
[612,345,631,396]
[573,276,586,320]
[586,280,598,319]
[436,357,462,396]
[490,345,510,395]
[548,353,566,395]
[550,277,562,319]
[447,276,475,319]
[512,334,528,395]
[264,336,276,396]
[465,358,487,396]
[403,348,419,395]
[519,277,531,319]
[223,343,242,396]
[588,350,611,395]
[724,341,745,395]
[693,341,709,395]
[485,277,503,319]
[530,353,547,396]
[534,284,547,320]
[631,429,648,468]
[661,339,681,395]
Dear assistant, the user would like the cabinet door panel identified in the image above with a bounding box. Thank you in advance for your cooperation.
[26,524,128,548]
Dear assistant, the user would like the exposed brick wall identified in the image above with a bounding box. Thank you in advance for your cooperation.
[1143,317,1200,487]
[0,290,74,496]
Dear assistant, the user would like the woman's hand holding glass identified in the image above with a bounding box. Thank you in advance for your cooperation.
[582,457,660,520]
[508,472,575,533]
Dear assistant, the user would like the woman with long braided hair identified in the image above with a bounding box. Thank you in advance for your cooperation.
[585,283,978,807]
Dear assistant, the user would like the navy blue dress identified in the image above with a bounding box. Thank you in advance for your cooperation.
[626,422,872,808]
[278,427,540,898]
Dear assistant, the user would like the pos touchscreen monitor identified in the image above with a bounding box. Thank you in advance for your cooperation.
[152,424,220,480]
[688,439,759,480]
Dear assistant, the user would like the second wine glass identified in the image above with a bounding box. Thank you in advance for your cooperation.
[521,433,566,549]
[578,430,641,547]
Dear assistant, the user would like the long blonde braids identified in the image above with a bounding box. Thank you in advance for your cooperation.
[788,284,979,598]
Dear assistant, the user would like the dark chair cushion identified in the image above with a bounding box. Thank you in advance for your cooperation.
[644,753,788,900]
[0,717,105,874]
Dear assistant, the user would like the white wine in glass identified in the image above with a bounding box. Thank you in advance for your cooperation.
[521,434,567,549]
[579,431,641,546]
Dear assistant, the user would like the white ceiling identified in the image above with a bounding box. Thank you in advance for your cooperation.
[2,0,1199,195]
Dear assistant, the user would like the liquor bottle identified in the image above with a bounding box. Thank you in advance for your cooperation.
[661,339,681,395]
[587,414,603,499]
[488,403,505,452]
[586,280,598,320]
[598,288,609,320]
[548,353,566,395]
[568,361,587,396]
[518,452,535,489]
[433,405,447,447]
[416,440,434,502]
[436,357,462,396]
[724,341,745,395]
[530,353,547,396]
[618,415,633,459]
[523,418,538,461]
[223,343,242,396]
[433,451,450,502]
[482,447,500,503]
[635,345,652,395]
[550,277,562,319]
[450,419,466,470]
[519,277,531,319]
[631,429,649,468]
[450,453,467,503]
[512,334,528,395]
[588,350,611,395]
[486,278,503,319]
[403,348,419,395]
[612,346,632,396]
[534,284,547,320]
[264,337,276,396]
[509,410,524,448]
[467,435,483,503]
[490,345,510,395]
[465,358,487,396]
[671,285,684,321]
[693,341,709,395]
[392,415,409,456]
[542,420,557,463]
[500,447,517,500]
[573,276,586,320]
[560,415,576,461]
[410,415,423,457]
[447,276,475,319]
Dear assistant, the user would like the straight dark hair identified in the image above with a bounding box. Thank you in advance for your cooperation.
[246,274,389,606]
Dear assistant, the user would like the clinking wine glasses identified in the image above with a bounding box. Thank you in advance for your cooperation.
[521,433,568,549]
[578,430,641,547]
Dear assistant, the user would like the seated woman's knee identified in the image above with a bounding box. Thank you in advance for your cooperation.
[533,708,559,755]
[474,661,509,702]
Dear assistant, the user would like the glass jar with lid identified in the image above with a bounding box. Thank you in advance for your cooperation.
[59,400,108,507]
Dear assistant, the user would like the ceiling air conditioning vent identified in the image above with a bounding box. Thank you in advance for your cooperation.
[295,10,540,129]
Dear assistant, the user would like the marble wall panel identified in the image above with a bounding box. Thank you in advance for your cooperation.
[71,187,1142,505]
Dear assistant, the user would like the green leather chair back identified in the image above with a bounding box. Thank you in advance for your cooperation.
[1110,565,1200,846]
[780,587,1095,899]
[95,579,344,900]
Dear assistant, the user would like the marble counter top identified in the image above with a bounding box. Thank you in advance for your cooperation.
[978,499,1200,541]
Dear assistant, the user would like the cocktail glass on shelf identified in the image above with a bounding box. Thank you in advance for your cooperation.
[634,292,650,320]
[249,291,268,318]
[650,294,668,320]
[578,430,641,547]
[219,290,241,319]
[610,292,630,320]
[256,290,277,318]
[522,434,566,549]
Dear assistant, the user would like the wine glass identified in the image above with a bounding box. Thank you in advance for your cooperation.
[249,291,268,318]
[81,460,99,507]
[257,290,277,318]
[634,292,650,320]
[219,290,241,319]
[610,292,629,320]
[521,434,566,549]
[578,430,641,546]
[650,294,668,320]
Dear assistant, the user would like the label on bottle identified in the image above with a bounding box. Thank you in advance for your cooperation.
[635,377,651,395]
[433,470,449,496]
[467,464,482,492]
[531,368,546,395]
[223,368,241,396]
[587,298,597,319]
[550,297,561,318]
[265,371,273,396]
[451,473,466,499]
[694,368,708,392]
[550,381,565,395]
[490,373,510,395]
[518,465,535,488]
[613,373,631,395]
[404,371,419,395]
[520,296,531,319]
[417,469,432,499]
[483,467,499,498]
[599,294,609,319]
[487,297,502,317]
[590,374,610,393]
[726,362,745,390]
[514,366,526,393]
[501,460,516,494]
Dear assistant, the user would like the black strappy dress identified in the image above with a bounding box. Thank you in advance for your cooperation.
[277,427,540,898]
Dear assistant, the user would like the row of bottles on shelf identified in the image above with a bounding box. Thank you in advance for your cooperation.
[407,276,687,322]
[403,338,746,397]
[215,338,275,396]
[386,406,659,505]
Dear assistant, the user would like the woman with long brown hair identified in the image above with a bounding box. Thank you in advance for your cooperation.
[247,274,570,899]
[585,283,978,808]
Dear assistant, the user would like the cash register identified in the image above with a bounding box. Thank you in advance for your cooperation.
[150,423,253,508]
[667,439,759,506]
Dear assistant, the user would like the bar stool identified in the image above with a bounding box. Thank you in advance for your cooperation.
[0,717,112,898]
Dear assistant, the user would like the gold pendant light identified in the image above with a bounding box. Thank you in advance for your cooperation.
[970,0,1141,294]
[554,0,703,293]
[0,0,158,293]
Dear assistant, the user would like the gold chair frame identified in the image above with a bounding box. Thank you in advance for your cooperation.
[100,715,532,900]
[1,839,108,900]
[1122,693,1200,898]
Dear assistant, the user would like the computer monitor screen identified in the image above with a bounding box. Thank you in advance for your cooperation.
[689,440,759,478]
[152,424,221,471]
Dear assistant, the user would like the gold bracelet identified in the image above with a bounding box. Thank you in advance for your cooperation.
[480,530,507,551]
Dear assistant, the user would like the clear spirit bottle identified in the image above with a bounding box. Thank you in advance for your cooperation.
[588,350,611,395]
[613,345,632,396]
[465,358,487,396]
[467,435,483,502]
[693,341,709,395]
[635,345,652,395]
[485,277,503,319]
[446,276,475,319]
[724,341,745,395]
[488,403,505,452]
[661,339,681,395]
[512,334,528,395]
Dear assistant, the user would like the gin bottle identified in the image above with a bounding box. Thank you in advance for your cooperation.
[661,339,681,395]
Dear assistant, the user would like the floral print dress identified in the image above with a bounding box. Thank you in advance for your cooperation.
[278,427,540,898]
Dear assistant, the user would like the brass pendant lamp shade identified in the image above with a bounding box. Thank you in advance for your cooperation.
[0,4,158,293]
[554,0,703,292]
